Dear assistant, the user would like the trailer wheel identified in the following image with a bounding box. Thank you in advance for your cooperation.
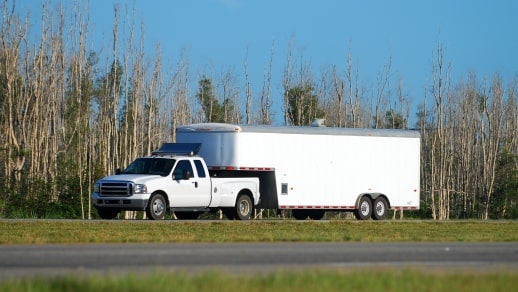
[97,208,119,219]
[354,196,372,220]
[292,209,308,220]
[308,210,325,220]
[146,193,167,220]
[235,194,253,220]
[372,197,388,220]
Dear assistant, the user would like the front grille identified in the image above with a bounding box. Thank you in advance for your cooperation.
[99,181,132,197]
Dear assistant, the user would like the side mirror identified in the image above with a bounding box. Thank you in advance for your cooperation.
[115,168,122,175]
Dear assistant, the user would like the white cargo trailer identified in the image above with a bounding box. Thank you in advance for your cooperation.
[176,123,420,220]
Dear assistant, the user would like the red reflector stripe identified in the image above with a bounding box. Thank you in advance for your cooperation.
[392,206,419,210]
[276,205,419,210]
[279,205,355,209]
[209,166,275,171]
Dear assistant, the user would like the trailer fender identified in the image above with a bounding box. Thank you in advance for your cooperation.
[355,193,373,209]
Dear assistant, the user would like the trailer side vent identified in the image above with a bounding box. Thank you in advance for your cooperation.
[281,183,288,195]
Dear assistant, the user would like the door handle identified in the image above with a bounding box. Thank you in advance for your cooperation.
[192,181,198,188]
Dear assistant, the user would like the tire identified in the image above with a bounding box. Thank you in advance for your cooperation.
[175,211,200,220]
[292,209,308,220]
[97,208,119,219]
[354,196,372,220]
[372,196,388,220]
[308,210,325,220]
[235,194,253,220]
[146,193,167,220]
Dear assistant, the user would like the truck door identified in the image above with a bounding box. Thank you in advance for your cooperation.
[193,159,211,206]
[168,159,210,207]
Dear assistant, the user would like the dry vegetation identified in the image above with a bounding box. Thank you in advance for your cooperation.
[0,0,516,220]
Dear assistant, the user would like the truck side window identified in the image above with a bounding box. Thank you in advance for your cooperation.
[173,160,194,180]
[194,160,206,178]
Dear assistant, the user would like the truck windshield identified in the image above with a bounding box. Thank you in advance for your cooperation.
[120,158,175,176]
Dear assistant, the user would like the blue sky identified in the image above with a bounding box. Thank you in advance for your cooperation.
[16,0,518,124]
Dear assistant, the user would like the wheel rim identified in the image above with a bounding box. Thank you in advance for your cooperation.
[360,201,370,216]
[376,201,385,216]
[239,199,250,216]
[153,198,164,216]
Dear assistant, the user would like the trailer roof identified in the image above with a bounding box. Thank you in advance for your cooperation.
[177,123,420,138]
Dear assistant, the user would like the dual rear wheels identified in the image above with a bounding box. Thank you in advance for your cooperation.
[354,196,389,220]
[291,196,389,221]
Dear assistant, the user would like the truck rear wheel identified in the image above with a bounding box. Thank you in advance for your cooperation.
[146,193,167,220]
[97,208,119,219]
[354,196,372,220]
[372,197,388,220]
[235,194,253,220]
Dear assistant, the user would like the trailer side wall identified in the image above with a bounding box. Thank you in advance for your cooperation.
[177,124,420,211]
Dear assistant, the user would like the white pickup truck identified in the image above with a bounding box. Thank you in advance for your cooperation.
[91,143,260,220]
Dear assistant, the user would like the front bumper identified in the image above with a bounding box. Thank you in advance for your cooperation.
[92,193,149,211]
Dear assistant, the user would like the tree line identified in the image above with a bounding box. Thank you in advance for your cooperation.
[0,1,516,219]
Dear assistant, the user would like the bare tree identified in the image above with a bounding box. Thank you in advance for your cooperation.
[479,74,506,219]
[283,38,294,125]
[170,50,192,141]
[429,43,452,220]
[373,57,392,128]
[258,40,274,125]
[243,48,252,124]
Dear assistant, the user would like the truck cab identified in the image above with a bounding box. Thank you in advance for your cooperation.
[91,143,260,220]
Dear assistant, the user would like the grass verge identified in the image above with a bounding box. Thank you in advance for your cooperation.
[0,269,516,292]
[0,220,516,244]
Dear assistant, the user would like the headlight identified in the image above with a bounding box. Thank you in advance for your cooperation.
[94,183,100,193]
[133,184,147,194]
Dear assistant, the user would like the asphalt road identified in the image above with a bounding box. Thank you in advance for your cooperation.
[1,242,517,279]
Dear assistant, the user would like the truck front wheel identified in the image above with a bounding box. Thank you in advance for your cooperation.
[146,193,167,220]
[235,194,253,220]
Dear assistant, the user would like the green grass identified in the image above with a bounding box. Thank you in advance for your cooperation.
[1,269,516,292]
[0,220,516,244]
[1,220,516,291]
